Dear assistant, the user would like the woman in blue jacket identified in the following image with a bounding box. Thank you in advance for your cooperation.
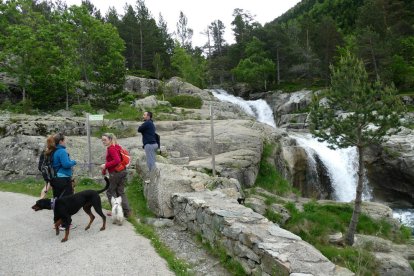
[51,133,77,199]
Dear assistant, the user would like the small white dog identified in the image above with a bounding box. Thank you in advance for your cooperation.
[111,196,124,226]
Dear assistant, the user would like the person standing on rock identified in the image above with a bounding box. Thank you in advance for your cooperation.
[137,111,159,180]
[100,133,132,218]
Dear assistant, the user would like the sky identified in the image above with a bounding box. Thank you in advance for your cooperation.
[63,0,301,47]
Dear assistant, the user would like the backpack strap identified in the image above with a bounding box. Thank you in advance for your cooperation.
[50,149,61,178]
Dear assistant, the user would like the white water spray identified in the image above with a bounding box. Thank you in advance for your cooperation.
[210,89,276,128]
[292,134,371,202]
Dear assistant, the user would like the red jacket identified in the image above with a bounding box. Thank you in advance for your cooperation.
[105,144,121,173]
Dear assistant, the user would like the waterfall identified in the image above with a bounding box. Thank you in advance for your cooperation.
[293,134,373,202]
[210,88,414,228]
[210,89,276,128]
[393,209,414,228]
[210,89,370,202]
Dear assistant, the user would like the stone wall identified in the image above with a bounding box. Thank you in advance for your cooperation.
[171,190,353,276]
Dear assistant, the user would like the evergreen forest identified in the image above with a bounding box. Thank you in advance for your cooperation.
[0,0,413,110]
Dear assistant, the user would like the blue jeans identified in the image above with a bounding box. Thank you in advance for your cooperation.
[144,143,158,171]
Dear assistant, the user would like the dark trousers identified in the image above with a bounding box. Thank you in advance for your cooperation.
[106,170,131,213]
[50,177,73,199]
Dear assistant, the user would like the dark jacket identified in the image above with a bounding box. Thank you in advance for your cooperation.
[137,120,157,146]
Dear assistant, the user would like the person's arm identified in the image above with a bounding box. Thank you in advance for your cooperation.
[105,146,121,169]
[138,121,149,133]
[59,150,77,168]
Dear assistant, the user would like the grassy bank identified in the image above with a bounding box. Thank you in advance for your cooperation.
[253,143,413,275]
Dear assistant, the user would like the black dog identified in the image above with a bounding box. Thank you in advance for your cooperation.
[32,176,110,242]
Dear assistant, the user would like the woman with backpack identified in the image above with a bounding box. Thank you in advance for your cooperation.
[38,135,56,199]
[100,133,131,218]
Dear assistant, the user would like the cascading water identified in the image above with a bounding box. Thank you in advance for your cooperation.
[210,89,276,128]
[293,134,372,202]
[211,89,410,227]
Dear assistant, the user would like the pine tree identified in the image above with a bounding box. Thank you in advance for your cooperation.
[309,50,405,245]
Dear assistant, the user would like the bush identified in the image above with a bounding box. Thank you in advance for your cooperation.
[167,95,202,109]
[105,103,139,121]
[0,99,36,114]
[71,103,96,116]
[255,143,292,196]
[94,125,136,139]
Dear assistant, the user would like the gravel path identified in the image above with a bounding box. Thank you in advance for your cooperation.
[0,192,173,276]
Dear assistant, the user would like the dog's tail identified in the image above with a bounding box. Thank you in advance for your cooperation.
[97,176,111,194]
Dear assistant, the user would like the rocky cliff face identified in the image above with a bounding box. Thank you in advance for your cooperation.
[365,128,414,207]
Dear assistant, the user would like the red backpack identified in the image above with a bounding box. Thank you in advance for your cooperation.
[114,146,131,172]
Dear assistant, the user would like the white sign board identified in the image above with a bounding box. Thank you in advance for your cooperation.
[88,114,104,121]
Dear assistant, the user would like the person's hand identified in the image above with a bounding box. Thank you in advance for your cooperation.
[100,164,106,170]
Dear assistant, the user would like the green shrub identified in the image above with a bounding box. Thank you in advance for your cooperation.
[0,99,36,114]
[104,103,139,121]
[255,143,292,196]
[319,246,377,275]
[265,209,284,225]
[71,103,95,116]
[167,95,202,109]
[94,125,136,139]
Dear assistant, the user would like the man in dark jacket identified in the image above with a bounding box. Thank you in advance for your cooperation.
[138,111,158,172]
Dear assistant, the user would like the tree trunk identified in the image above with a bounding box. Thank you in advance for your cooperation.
[369,37,379,78]
[22,86,26,102]
[276,48,280,85]
[140,25,143,70]
[65,84,69,110]
[345,145,365,245]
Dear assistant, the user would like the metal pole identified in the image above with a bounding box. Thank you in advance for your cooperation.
[210,104,216,177]
[86,113,92,177]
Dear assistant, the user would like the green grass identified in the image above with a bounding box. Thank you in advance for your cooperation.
[166,95,203,109]
[0,177,103,197]
[255,143,292,196]
[278,200,411,275]
[0,176,192,276]
[93,125,137,139]
[318,246,377,276]
[125,176,191,275]
[195,234,248,276]
[104,103,140,121]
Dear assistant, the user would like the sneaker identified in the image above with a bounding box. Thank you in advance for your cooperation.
[59,224,77,231]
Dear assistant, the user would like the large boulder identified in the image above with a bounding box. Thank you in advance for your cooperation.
[137,162,243,218]
[364,127,414,207]
[0,114,87,137]
[124,76,160,94]
[353,234,414,276]
[257,90,313,128]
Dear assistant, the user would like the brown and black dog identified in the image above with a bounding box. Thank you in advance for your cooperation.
[32,176,110,242]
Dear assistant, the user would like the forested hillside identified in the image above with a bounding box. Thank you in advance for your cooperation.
[0,0,413,111]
